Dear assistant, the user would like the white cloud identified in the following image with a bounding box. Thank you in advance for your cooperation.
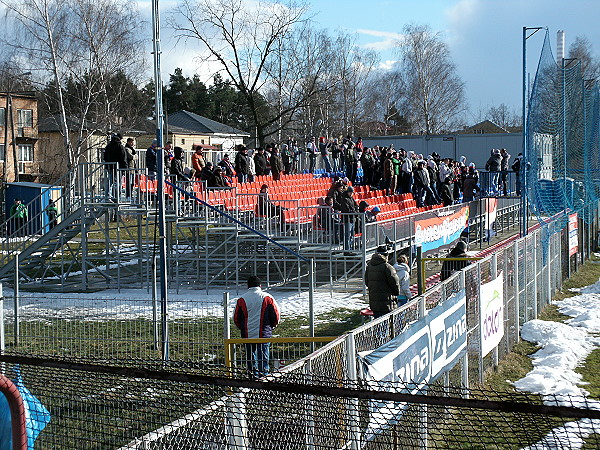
[378,59,398,71]
[357,29,403,51]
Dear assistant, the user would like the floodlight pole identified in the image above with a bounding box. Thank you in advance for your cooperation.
[522,27,543,237]
[152,0,169,361]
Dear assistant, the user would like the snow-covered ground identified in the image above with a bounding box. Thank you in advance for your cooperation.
[515,283,600,449]
[1,287,367,322]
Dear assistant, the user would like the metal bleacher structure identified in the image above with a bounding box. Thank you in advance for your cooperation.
[0,162,520,292]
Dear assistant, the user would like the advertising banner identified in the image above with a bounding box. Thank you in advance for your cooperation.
[569,213,578,257]
[358,290,467,439]
[485,198,498,241]
[479,273,504,357]
[414,206,469,254]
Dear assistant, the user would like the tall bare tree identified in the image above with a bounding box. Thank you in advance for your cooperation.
[1,0,145,171]
[172,0,334,146]
[396,24,465,135]
[568,36,600,81]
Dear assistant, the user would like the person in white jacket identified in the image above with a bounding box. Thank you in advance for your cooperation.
[393,255,412,306]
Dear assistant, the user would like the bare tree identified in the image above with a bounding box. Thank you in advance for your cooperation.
[396,24,466,135]
[1,0,145,172]
[172,0,334,146]
[486,103,521,129]
[568,36,600,81]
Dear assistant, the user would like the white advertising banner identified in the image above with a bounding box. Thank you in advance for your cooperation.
[479,273,504,357]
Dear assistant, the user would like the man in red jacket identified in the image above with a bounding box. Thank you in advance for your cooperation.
[234,276,280,378]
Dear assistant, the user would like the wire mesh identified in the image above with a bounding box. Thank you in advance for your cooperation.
[526,30,600,226]
[3,358,599,449]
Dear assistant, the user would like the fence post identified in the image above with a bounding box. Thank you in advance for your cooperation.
[345,332,361,450]
[152,256,159,350]
[309,258,315,342]
[13,254,19,348]
[532,238,538,319]
[514,241,521,331]
[459,270,469,397]
[477,263,484,384]
[417,246,424,295]
[223,292,231,341]
[491,254,499,368]
[225,391,248,450]
[304,359,315,450]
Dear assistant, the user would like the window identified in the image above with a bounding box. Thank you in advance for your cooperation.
[18,144,33,162]
[181,138,185,144]
[0,107,5,125]
[17,109,33,128]
[0,144,4,161]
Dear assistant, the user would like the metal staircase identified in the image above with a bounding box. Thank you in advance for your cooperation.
[0,163,119,284]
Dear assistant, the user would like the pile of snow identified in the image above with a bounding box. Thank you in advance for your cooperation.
[515,282,600,449]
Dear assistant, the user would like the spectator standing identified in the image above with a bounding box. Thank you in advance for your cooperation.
[10,198,28,237]
[401,151,414,195]
[270,147,284,181]
[234,145,250,183]
[281,144,292,174]
[191,145,206,178]
[45,199,59,230]
[306,137,318,173]
[440,240,471,281]
[338,186,359,255]
[393,254,412,306]
[146,139,159,180]
[124,137,137,199]
[365,246,400,318]
[512,153,522,195]
[254,147,268,176]
[485,149,502,195]
[319,137,332,173]
[234,276,280,379]
[440,177,454,206]
[462,164,480,202]
[331,138,341,173]
[103,133,127,199]
[499,148,511,196]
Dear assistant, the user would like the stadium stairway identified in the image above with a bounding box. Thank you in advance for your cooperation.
[0,204,109,282]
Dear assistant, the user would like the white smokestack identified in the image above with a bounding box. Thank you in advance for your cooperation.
[557,30,565,63]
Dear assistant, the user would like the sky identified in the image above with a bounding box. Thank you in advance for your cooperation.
[145,0,600,123]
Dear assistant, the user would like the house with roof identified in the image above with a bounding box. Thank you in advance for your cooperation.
[37,115,107,182]
[137,110,250,165]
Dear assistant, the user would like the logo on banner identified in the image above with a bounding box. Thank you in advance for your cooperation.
[414,206,469,254]
[479,273,504,357]
[358,291,467,441]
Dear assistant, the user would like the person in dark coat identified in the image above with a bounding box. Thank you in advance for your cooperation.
[207,167,231,188]
[440,240,471,281]
[169,146,190,181]
[338,186,359,254]
[103,133,127,199]
[254,147,268,176]
[146,139,158,179]
[440,176,454,206]
[270,148,284,181]
[365,246,400,318]
[218,154,235,178]
[235,145,250,183]
[199,162,215,185]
